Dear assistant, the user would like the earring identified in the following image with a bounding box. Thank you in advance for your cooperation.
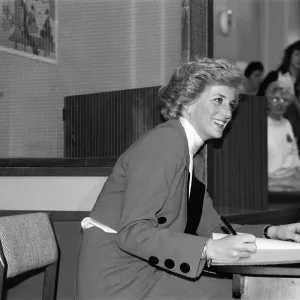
[183,106,191,117]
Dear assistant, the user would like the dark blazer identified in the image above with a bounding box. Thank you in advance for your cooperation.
[90,119,221,278]
[76,119,265,299]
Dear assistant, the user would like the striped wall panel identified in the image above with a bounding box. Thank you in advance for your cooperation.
[64,86,162,159]
[207,95,268,214]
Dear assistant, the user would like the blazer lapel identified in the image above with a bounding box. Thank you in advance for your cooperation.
[166,120,205,235]
[166,119,190,169]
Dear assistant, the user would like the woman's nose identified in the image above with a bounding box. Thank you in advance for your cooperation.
[221,106,232,119]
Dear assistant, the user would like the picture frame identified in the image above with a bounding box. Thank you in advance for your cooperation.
[0,0,57,64]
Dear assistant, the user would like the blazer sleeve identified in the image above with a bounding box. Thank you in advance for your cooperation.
[117,127,207,279]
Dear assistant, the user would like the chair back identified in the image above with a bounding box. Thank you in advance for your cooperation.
[0,212,59,299]
[0,212,58,278]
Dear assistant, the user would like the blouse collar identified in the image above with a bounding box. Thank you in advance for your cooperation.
[179,117,203,156]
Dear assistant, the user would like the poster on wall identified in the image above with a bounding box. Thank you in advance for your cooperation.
[0,0,57,63]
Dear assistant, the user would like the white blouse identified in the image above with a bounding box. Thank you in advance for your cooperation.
[179,117,203,196]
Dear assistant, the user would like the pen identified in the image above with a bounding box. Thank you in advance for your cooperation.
[220,216,237,235]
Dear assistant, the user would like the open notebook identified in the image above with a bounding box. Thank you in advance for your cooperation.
[211,233,300,266]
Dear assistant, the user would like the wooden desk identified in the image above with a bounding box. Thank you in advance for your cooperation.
[241,276,300,300]
[210,264,300,299]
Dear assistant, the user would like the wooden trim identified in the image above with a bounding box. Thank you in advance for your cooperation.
[0,211,89,221]
[181,0,191,63]
[0,208,298,224]
[189,0,214,185]
[211,264,300,279]
[0,167,111,176]
[225,208,300,225]
[0,158,114,176]
[182,0,213,61]
[190,0,213,60]
[207,0,214,58]
[0,158,116,167]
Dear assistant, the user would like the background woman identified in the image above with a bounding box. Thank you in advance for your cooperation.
[267,80,300,191]
[76,57,300,300]
[258,40,300,151]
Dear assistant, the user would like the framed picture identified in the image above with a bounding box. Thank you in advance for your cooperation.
[0,0,57,64]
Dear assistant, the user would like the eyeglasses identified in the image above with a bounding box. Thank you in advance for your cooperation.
[268,97,290,105]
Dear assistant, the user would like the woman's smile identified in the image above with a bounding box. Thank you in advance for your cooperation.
[184,85,235,141]
[212,119,227,130]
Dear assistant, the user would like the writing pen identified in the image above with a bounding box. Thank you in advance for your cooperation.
[220,216,237,235]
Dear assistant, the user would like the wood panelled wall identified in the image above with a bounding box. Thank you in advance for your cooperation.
[188,0,214,184]
[207,95,268,214]
[64,87,162,160]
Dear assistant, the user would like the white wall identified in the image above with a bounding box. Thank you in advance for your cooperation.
[0,177,107,211]
[258,0,284,73]
[0,0,181,157]
[214,0,300,74]
[259,0,300,73]
[0,0,181,211]
[287,0,300,46]
[213,0,261,64]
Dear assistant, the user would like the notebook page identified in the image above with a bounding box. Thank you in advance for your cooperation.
[212,233,300,250]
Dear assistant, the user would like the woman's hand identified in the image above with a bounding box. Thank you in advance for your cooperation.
[206,234,257,261]
[267,224,300,242]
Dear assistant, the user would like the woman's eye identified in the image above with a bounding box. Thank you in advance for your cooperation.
[214,97,223,104]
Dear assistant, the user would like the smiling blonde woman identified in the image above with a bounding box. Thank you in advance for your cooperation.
[76,57,300,300]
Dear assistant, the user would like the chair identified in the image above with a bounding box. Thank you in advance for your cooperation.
[0,212,59,300]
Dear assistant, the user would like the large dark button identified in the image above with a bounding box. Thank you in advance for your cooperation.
[158,217,167,224]
[180,262,190,273]
[164,259,175,269]
[149,256,159,266]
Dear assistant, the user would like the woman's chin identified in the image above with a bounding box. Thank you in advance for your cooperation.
[210,131,224,140]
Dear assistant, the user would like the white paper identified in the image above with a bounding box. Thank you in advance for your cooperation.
[212,232,300,250]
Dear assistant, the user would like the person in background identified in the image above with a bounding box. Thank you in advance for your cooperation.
[243,61,264,95]
[76,57,300,300]
[267,80,300,191]
[258,40,300,151]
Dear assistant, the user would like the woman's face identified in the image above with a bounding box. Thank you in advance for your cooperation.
[249,70,263,90]
[186,85,236,141]
[290,50,300,70]
[267,91,290,119]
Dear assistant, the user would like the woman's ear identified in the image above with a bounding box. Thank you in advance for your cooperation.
[181,106,191,119]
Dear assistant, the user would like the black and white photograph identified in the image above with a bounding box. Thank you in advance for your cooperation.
[0,1,300,300]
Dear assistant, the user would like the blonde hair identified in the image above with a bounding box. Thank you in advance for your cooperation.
[158,57,244,120]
